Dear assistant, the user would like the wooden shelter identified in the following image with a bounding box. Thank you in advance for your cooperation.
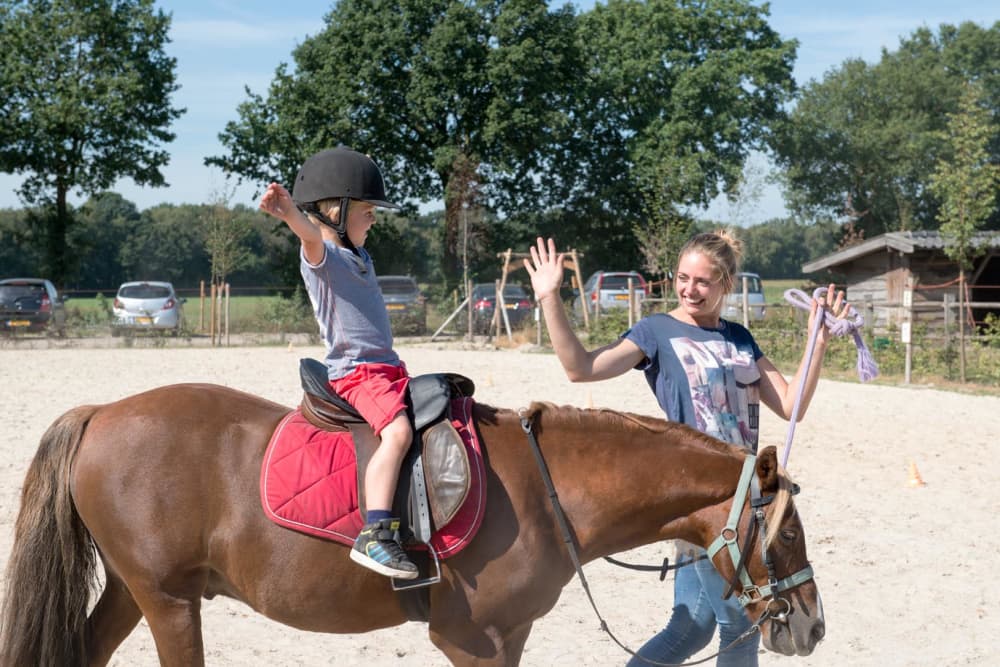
[801,231,1000,335]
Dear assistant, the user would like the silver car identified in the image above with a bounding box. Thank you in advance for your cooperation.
[724,272,766,322]
[573,270,648,318]
[112,281,185,335]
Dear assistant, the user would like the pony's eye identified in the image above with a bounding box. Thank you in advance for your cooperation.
[780,529,797,543]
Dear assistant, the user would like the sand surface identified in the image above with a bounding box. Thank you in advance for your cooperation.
[1,342,997,666]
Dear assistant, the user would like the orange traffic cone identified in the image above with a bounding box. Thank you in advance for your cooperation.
[907,461,926,487]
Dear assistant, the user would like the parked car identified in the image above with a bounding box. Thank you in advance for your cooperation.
[466,283,534,335]
[573,270,648,317]
[724,272,766,322]
[377,275,426,335]
[111,281,184,335]
[0,278,68,335]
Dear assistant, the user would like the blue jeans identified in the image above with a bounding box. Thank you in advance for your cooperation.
[627,551,759,667]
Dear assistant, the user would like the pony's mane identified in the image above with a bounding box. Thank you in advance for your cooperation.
[765,468,795,549]
[523,402,743,455]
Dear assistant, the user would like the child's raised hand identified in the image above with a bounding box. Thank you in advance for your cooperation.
[259,182,294,220]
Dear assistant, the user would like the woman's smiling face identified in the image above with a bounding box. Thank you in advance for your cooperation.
[673,251,727,326]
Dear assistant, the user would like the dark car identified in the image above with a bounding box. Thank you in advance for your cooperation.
[468,283,534,335]
[377,275,426,335]
[0,278,68,335]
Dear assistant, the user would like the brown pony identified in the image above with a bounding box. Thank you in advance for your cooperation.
[0,383,824,666]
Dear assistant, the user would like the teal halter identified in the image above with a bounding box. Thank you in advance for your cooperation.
[707,455,815,608]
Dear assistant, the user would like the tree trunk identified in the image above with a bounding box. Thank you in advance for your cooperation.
[48,185,70,286]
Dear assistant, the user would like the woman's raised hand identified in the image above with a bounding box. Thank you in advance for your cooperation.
[524,237,565,303]
[812,283,848,344]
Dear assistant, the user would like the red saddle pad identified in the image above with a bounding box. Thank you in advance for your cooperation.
[260,397,485,559]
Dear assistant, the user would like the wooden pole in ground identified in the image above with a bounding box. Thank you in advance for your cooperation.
[209,282,217,347]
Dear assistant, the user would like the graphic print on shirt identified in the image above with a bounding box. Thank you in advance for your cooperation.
[671,337,760,447]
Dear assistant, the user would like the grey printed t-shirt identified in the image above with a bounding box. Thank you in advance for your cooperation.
[300,241,400,380]
[624,313,763,452]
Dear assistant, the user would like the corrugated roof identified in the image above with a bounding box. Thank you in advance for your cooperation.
[802,231,1000,273]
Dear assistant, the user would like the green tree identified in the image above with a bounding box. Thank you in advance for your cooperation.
[210,0,794,286]
[69,192,140,290]
[208,0,579,289]
[929,81,1000,381]
[739,216,839,279]
[564,0,796,271]
[202,188,257,290]
[120,205,208,285]
[0,207,40,276]
[0,0,183,285]
[773,21,1000,239]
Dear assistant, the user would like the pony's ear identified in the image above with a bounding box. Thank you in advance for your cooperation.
[755,446,779,493]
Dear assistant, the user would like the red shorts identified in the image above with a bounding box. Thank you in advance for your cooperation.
[329,362,410,435]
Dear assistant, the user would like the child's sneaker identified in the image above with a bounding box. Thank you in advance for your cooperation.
[350,518,418,579]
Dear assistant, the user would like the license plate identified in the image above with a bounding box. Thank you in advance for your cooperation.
[614,294,629,300]
[386,304,405,311]
[135,317,152,325]
[504,304,517,309]
[7,320,30,327]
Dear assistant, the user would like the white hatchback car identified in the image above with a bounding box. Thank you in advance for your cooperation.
[112,281,185,335]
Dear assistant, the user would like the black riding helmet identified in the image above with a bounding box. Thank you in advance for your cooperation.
[291,147,399,254]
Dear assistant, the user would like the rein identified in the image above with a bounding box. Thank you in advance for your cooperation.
[781,287,878,468]
[518,413,782,667]
[602,553,706,581]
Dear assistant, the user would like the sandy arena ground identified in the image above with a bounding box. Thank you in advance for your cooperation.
[1,341,998,666]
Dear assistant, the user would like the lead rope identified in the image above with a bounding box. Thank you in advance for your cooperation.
[519,413,766,666]
[780,287,879,468]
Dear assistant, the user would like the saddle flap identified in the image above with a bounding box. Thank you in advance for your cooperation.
[422,419,471,528]
[408,374,450,432]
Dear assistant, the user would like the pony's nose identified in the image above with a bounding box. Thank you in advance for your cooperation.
[811,620,826,644]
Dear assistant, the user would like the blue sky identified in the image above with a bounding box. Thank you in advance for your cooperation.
[1,0,996,222]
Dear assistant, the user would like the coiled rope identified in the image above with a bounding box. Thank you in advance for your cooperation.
[780,287,879,467]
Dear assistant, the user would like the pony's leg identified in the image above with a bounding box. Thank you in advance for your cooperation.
[85,569,142,666]
[430,621,532,666]
[126,578,207,667]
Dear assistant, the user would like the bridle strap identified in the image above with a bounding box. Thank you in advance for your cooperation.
[707,457,815,607]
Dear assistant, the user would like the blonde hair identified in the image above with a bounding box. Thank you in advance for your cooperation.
[310,198,358,244]
[677,229,744,292]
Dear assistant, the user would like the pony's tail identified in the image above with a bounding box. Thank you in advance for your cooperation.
[0,405,101,667]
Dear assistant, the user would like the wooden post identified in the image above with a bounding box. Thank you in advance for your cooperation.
[570,249,588,331]
[959,272,967,383]
[902,284,913,385]
[943,293,952,348]
[224,283,231,347]
[199,280,206,332]
[627,277,634,328]
[741,274,750,328]
[209,282,217,347]
[467,279,473,340]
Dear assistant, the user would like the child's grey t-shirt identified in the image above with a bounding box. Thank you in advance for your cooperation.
[300,241,400,380]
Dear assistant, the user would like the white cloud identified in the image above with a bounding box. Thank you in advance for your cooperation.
[170,19,322,49]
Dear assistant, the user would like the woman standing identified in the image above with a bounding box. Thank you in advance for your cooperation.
[524,232,845,666]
